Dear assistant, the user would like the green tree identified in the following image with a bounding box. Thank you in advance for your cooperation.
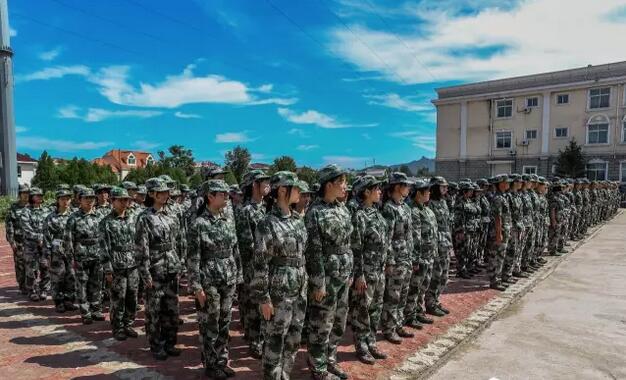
[416,167,434,177]
[32,151,59,192]
[297,166,318,185]
[555,139,586,178]
[399,164,413,177]
[224,145,251,183]
[158,145,196,177]
[270,155,297,174]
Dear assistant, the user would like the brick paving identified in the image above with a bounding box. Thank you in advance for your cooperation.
[0,227,500,380]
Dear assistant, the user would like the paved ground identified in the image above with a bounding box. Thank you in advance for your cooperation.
[429,211,626,380]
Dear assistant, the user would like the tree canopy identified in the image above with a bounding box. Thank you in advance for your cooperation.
[555,139,586,178]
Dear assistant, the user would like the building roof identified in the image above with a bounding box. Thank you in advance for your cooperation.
[93,149,153,174]
[17,153,36,163]
[249,162,270,170]
[195,160,219,168]
[436,61,626,100]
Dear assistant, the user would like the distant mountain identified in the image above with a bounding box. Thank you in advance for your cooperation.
[390,156,435,175]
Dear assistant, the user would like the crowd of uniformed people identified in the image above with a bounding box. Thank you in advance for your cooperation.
[4,165,621,380]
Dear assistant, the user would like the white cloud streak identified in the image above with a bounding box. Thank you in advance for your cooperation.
[364,93,432,112]
[323,155,368,168]
[18,136,113,151]
[16,65,90,83]
[39,47,62,61]
[57,105,162,122]
[215,131,254,143]
[297,144,319,151]
[174,111,202,119]
[390,131,436,152]
[278,108,377,129]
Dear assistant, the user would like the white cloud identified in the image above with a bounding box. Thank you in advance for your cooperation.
[15,126,28,133]
[390,131,436,152]
[133,140,160,150]
[174,111,202,119]
[215,131,254,143]
[278,107,377,129]
[251,153,266,160]
[89,64,296,108]
[39,47,62,61]
[297,144,319,151]
[9,27,16,37]
[287,128,310,138]
[323,155,368,168]
[18,136,112,151]
[330,0,626,84]
[16,65,90,82]
[57,105,162,122]
[364,93,431,112]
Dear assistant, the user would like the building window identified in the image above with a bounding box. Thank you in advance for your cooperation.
[589,87,610,109]
[551,165,556,174]
[587,115,609,144]
[17,165,22,178]
[496,99,513,118]
[127,153,136,166]
[523,166,537,175]
[526,97,539,108]
[556,94,569,105]
[587,161,607,180]
[555,127,568,138]
[620,162,626,183]
[146,155,154,166]
[525,130,537,140]
[622,116,626,143]
[495,131,512,149]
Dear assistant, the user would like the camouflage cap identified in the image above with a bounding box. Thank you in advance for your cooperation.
[229,184,242,194]
[297,180,312,193]
[242,169,271,188]
[509,174,522,183]
[202,179,230,194]
[476,178,489,186]
[206,167,228,178]
[145,177,170,193]
[57,183,71,191]
[158,175,177,188]
[489,174,509,184]
[459,178,472,183]
[93,183,112,192]
[388,172,413,186]
[270,171,299,189]
[29,187,44,196]
[180,184,190,193]
[430,176,448,186]
[136,185,147,195]
[311,183,321,193]
[318,164,347,185]
[55,188,72,198]
[110,186,132,199]
[73,184,87,194]
[530,174,539,182]
[459,181,474,191]
[18,184,30,193]
[521,174,531,182]
[80,188,96,198]
[353,175,382,195]
[448,181,459,190]
[121,181,138,191]
[412,178,431,190]
[170,188,182,197]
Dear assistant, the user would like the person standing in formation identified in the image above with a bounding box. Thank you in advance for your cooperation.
[6,184,31,295]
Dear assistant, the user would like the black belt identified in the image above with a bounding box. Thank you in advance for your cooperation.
[79,238,98,246]
[202,249,232,259]
[271,256,305,267]
[112,244,135,252]
[150,242,173,251]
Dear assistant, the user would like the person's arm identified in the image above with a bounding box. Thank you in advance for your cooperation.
[99,219,113,274]
[411,208,422,268]
[5,207,15,248]
[134,214,152,287]
[305,208,326,295]
[251,218,273,305]
[381,203,396,268]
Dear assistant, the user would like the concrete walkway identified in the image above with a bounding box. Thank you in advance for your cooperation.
[429,212,626,380]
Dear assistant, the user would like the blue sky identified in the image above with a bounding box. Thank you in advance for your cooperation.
[10,0,626,168]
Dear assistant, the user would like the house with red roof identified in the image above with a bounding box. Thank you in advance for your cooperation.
[93,149,155,180]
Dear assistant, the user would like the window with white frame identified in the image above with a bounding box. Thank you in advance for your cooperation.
[127,153,136,166]
[620,162,626,183]
[622,116,626,143]
[495,131,512,149]
[555,127,568,138]
[496,99,513,118]
[589,87,610,109]
[523,166,537,175]
[586,161,608,180]
[587,115,609,144]
[17,166,22,178]
[551,165,556,174]
[556,93,569,105]
[146,155,154,166]
[526,129,537,140]
[526,97,538,108]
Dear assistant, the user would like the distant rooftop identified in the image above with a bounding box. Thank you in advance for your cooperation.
[436,61,626,99]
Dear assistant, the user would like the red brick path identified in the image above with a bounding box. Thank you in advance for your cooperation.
[0,228,498,380]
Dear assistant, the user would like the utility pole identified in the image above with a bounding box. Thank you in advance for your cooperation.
[0,0,16,196]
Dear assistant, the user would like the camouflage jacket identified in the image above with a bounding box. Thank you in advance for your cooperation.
[453,198,481,234]
[21,206,50,247]
[490,192,512,237]
[235,200,266,264]
[135,206,182,283]
[304,199,354,294]
[165,199,188,262]
[95,203,112,221]
[351,204,389,279]
[428,199,453,249]
[187,208,242,292]
[507,192,524,231]
[547,192,564,223]
[43,208,72,257]
[251,206,308,304]
[519,191,534,228]
[5,201,28,246]
[478,195,491,225]
[65,208,103,262]
[100,209,138,273]
[412,203,438,263]
[346,198,361,215]
[382,199,414,267]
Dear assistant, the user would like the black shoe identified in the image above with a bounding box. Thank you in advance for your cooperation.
[356,349,376,365]
[124,327,139,338]
[512,271,529,278]
[113,331,127,341]
[502,277,517,284]
[489,283,507,291]
[384,332,402,344]
[92,312,105,321]
[415,313,434,324]
[63,302,78,311]
[426,307,445,317]
[55,303,66,313]
[405,320,423,330]
[82,317,93,325]
[327,363,348,380]
[165,346,181,356]
[368,346,387,360]
[397,327,414,338]
[39,292,48,301]
[29,294,40,302]
[221,365,235,378]
[153,349,168,361]
[249,343,263,359]
[178,318,184,326]
[437,305,450,314]
[310,371,332,380]
[537,258,548,264]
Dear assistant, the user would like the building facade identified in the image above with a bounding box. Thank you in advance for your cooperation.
[434,61,626,181]
[93,149,155,180]
[17,153,37,186]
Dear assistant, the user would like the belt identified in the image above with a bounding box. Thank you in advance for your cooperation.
[150,242,173,252]
[325,246,350,255]
[202,248,232,259]
[112,243,135,252]
[79,238,99,246]
[271,256,305,267]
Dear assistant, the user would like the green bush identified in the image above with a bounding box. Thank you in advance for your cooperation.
[0,196,14,221]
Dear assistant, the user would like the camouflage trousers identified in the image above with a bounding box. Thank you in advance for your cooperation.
[240,260,263,351]
[548,222,563,254]
[503,227,523,278]
[12,242,26,293]
[307,276,350,374]
[350,269,385,351]
[478,225,490,265]
[487,234,509,284]
[75,259,103,317]
[381,263,411,334]
[49,253,76,304]
[263,273,307,380]
[518,226,534,271]
[404,257,434,324]
[454,232,478,274]
[533,224,547,260]
[558,216,569,250]
[145,274,179,352]
[198,282,235,370]
[23,244,50,297]
[425,244,451,309]
[109,267,139,333]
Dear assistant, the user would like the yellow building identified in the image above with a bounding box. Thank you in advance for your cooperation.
[434,61,626,181]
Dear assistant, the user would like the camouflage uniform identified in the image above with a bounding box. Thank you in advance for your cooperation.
[5,190,29,294]
[65,190,104,320]
[44,193,75,309]
[251,172,308,380]
[21,188,51,300]
[503,178,524,280]
[188,179,242,373]
[487,175,511,286]
[305,165,353,376]
[518,179,535,272]
[548,183,566,254]
[136,178,183,355]
[453,183,480,277]
[100,188,139,336]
